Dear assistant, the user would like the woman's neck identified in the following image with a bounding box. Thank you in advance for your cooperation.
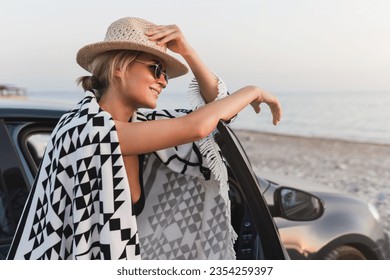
[99,89,136,122]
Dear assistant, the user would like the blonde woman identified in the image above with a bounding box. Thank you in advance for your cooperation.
[8,17,281,260]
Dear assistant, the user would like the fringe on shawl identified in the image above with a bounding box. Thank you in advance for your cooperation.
[187,75,238,260]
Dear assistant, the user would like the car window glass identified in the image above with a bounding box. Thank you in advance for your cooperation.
[0,177,13,239]
[0,124,31,256]
[26,133,50,167]
[0,167,29,233]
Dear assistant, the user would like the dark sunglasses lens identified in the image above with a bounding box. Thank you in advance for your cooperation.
[156,64,168,83]
[155,65,162,78]
[148,64,168,83]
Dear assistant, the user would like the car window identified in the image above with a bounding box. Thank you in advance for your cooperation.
[26,132,50,167]
[0,123,31,259]
[0,177,13,238]
[0,168,28,237]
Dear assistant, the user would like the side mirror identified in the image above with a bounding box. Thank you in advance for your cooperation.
[273,187,324,221]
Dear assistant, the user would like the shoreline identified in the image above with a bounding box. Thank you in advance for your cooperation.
[234,129,390,236]
[233,128,390,147]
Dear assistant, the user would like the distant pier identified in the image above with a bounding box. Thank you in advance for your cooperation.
[0,85,26,97]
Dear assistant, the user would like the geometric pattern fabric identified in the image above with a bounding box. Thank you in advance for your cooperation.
[138,154,230,259]
[7,93,139,259]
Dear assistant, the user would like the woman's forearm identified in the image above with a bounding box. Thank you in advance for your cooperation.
[116,86,281,156]
[187,86,260,137]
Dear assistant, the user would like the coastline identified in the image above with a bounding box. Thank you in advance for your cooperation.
[234,129,390,236]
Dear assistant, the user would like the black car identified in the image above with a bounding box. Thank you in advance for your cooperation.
[0,96,388,260]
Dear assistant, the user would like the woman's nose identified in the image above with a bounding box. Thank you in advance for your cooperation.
[157,75,168,88]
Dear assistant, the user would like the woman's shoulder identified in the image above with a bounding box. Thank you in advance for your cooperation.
[53,94,115,137]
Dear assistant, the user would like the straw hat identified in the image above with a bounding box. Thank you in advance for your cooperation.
[76,17,189,79]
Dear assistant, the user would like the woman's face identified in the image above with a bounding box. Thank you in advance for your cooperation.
[116,53,168,110]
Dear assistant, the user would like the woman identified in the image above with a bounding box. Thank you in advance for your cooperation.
[7,17,281,260]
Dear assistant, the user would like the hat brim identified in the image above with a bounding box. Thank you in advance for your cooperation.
[76,41,189,79]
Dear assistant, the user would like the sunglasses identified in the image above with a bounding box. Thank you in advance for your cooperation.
[134,60,169,83]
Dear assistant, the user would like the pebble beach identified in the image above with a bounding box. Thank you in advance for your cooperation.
[235,129,390,237]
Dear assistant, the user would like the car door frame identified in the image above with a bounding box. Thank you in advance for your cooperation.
[215,121,288,260]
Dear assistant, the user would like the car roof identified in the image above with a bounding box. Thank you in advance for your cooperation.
[0,96,76,119]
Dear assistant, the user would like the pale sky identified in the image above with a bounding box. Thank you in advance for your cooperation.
[1,0,389,93]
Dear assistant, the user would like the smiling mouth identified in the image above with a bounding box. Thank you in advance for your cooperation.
[150,88,159,98]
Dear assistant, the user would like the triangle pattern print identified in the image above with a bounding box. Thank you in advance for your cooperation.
[7,92,140,260]
[137,154,232,260]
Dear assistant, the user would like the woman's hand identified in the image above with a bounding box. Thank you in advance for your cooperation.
[248,86,282,126]
[145,25,194,57]
[146,24,219,104]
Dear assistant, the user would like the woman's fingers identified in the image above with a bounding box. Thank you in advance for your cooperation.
[145,25,190,54]
[262,92,282,125]
[269,99,282,125]
[146,25,180,43]
[156,31,181,46]
[251,102,261,114]
[252,93,282,125]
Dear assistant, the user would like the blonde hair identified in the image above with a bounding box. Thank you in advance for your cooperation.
[76,50,140,100]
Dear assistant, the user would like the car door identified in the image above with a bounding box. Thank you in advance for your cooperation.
[0,120,31,259]
[0,117,56,259]
[215,121,289,260]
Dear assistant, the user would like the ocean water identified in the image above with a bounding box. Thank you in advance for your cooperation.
[159,90,390,145]
[29,90,390,145]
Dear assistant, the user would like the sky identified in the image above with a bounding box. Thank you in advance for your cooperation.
[1,0,389,94]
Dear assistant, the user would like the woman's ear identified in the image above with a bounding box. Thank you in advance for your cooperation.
[113,68,124,78]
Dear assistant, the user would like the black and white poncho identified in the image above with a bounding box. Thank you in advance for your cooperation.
[7,77,237,260]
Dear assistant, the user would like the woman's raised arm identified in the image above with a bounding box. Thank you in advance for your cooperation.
[116,85,282,156]
[145,25,219,103]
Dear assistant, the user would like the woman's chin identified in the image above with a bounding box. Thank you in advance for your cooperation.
[140,102,157,110]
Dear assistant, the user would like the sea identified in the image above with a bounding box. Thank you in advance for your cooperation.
[28,90,390,145]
